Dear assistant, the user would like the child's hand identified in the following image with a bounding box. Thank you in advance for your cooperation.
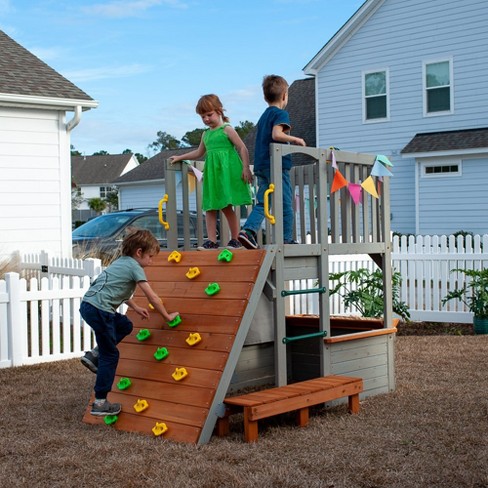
[242,166,253,184]
[134,306,150,320]
[169,156,179,165]
[293,137,306,146]
[166,311,179,322]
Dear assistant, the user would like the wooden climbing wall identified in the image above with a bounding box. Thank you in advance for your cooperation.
[82,249,268,443]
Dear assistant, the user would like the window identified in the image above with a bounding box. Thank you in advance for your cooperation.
[424,59,452,115]
[421,160,461,178]
[99,186,115,198]
[363,69,389,122]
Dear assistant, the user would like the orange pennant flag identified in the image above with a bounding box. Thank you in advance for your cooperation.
[187,173,196,193]
[361,176,379,199]
[330,169,348,193]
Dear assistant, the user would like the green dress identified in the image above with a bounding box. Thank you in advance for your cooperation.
[202,124,252,211]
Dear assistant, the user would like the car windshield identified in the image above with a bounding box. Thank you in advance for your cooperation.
[72,213,137,238]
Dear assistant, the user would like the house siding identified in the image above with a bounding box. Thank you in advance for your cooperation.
[418,157,488,235]
[0,107,70,258]
[118,182,198,212]
[313,0,488,234]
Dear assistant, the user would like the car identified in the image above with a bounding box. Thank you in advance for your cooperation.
[72,208,202,263]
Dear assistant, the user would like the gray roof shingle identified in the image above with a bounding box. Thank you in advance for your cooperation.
[72,154,135,185]
[401,128,488,154]
[0,30,94,101]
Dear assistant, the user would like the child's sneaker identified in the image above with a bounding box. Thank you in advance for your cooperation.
[90,400,122,416]
[81,350,98,373]
[197,240,219,250]
[226,239,243,249]
[238,230,258,249]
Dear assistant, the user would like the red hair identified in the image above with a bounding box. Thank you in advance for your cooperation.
[195,94,230,122]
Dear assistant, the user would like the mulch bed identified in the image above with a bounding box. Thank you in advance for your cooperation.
[396,320,474,336]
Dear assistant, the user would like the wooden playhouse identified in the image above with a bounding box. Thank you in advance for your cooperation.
[83,145,397,443]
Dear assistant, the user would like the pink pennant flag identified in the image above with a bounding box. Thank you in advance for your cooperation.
[348,183,362,205]
[330,169,348,193]
[361,176,379,199]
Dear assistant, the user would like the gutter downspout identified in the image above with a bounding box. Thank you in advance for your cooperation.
[66,105,82,132]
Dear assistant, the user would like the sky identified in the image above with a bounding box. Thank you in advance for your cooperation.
[0,0,364,157]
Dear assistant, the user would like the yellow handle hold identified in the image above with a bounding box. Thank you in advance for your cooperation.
[158,194,170,230]
[264,184,276,225]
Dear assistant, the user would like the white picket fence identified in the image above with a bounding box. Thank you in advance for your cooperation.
[0,254,102,369]
[1,234,487,368]
[290,234,488,323]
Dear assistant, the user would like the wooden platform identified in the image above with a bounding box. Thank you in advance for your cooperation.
[82,248,270,444]
[217,375,363,442]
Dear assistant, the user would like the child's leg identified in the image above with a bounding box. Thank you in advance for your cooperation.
[221,205,239,239]
[205,210,218,243]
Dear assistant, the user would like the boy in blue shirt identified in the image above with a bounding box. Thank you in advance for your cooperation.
[80,229,179,416]
[239,75,306,249]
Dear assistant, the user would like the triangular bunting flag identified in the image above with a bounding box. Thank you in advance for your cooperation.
[189,164,203,182]
[361,176,379,199]
[175,172,182,187]
[330,169,348,193]
[331,149,338,169]
[348,183,362,204]
[375,154,393,167]
[371,160,393,177]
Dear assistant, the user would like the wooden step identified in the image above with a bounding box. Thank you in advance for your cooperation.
[216,375,363,442]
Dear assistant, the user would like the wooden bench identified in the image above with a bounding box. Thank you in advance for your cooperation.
[216,375,363,442]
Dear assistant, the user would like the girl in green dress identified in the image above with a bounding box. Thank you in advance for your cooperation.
[170,94,253,249]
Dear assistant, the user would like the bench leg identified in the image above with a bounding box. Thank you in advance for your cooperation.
[243,407,258,442]
[216,416,230,437]
[348,393,360,414]
[296,407,309,427]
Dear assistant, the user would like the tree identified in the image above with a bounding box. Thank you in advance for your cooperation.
[92,150,109,156]
[88,197,107,214]
[235,120,255,140]
[71,145,82,156]
[71,185,83,209]
[181,128,205,147]
[105,189,119,211]
[122,148,147,164]
[148,131,181,153]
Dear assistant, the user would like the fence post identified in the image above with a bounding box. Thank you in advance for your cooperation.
[5,273,27,367]
[40,250,49,280]
[83,258,102,281]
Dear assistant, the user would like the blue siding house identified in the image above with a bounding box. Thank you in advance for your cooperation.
[304,0,488,235]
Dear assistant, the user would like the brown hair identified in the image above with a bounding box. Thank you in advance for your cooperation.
[195,94,230,122]
[262,75,289,103]
[121,229,160,257]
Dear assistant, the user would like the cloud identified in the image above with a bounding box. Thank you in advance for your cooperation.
[64,63,152,82]
[81,0,187,18]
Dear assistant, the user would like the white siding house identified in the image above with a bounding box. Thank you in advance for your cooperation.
[0,30,97,261]
[304,0,488,235]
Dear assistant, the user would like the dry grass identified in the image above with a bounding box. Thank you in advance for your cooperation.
[1,335,487,488]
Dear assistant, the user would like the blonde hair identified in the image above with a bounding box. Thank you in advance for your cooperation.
[122,229,160,257]
[262,75,289,103]
[195,94,230,123]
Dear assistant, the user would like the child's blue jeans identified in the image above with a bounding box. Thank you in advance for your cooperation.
[80,301,133,400]
[243,168,294,242]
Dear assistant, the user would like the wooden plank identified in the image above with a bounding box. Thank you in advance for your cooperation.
[118,343,228,370]
[112,376,215,408]
[115,360,221,389]
[250,381,363,420]
[123,329,235,353]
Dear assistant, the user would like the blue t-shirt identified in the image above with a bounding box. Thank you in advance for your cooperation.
[82,256,147,313]
[254,106,292,171]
